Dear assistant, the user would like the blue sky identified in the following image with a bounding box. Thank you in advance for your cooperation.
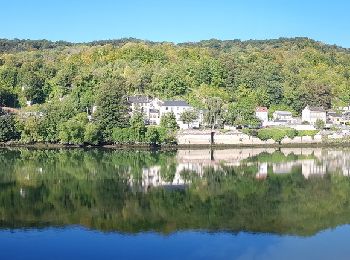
[2,0,350,47]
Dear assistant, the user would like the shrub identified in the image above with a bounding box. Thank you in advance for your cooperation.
[19,116,44,143]
[145,127,160,145]
[84,123,101,145]
[112,128,132,144]
[297,130,319,137]
[258,128,297,143]
[0,113,19,142]
[58,113,88,145]
[315,119,325,130]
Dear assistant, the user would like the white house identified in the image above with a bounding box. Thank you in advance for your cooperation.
[301,105,326,124]
[255,107,268,126]
[273,110,293,122]
[327,111,343,125]
[160,100,200,129]
[127,95,162,125]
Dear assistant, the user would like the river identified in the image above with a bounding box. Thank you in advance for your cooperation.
[1,147,350,259]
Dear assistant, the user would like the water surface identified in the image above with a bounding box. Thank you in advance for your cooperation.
[1,147,350,259]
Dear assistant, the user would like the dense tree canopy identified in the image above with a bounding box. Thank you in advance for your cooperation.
[0,37,350,143]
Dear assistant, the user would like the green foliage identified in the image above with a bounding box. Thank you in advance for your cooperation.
[205,97,223,129]
[257,128,298,143]
[315,119,325,130]
[19,116,44,143]
[156,127,177,144]
[145,126,160,144]
[39,99,77,143]
[160,112,179,130]
[95,78,130,140]
[130,111,147,142]
[179,110,198,128]
[0,112,18,142]
[84,123,101,145]
[225,102,260,128]
[58,113,88,145]
[297,130,319,137]
[112,128,133,144]
[1,37,350,143]
[112,126,176,145]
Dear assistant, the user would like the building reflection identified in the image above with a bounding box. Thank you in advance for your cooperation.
[130,148,350,190]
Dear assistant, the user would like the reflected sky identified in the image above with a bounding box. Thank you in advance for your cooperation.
[0,226,349,260]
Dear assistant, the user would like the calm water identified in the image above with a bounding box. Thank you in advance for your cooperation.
[1,147,350,259]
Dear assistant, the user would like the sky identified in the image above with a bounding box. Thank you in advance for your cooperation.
[1,0,350,47]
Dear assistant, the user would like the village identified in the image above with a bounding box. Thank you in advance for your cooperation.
[3,94,350,146]
[127,94,350,130]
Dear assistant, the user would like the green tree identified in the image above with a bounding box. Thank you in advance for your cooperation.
[160,112,179,130]
[84,123,101,145]
[0,111,18,142]
[180,110,198,128]
[95,78,130,141]
[58,113,88,145]
[257,128,297,143]
[130,111,146,142]
[315,119,325,130]
[19,116,44,143]
[145,127,160,145]
[205,97,223,130]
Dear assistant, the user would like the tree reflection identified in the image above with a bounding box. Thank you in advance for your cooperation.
[1,148,350,236]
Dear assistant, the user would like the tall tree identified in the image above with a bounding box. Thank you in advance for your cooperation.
[95,77,130,140]
[205,97,223,130]
[129,111,146,142]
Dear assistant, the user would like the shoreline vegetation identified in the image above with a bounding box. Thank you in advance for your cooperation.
[2,137,350,149]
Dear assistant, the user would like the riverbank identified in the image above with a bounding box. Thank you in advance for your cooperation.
[2,139,350,150]
[1,129,349,149]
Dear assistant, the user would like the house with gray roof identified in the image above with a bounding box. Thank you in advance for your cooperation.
[160,100,200,129]
[127,95,162,125]
[302,105,326,124]
[273,110,293,121]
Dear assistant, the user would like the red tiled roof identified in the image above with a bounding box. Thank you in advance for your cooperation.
[256,107,268,112]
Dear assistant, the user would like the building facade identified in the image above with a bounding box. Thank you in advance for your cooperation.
[127,95,162,125]
[273,110,293,121]
[160,100,200,129]
[255,107,268,126]
[128,96,201,129]
[301,106,327,124]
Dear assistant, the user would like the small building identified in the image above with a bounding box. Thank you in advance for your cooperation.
[160,100,200,129]
[127,95,152,115]
[149,108,160,125]
[273,110,293,121]
[342,111,350,124]
[255,107,268,126]
[327,111,343,125]
[128,95,162,124]
[301,105,326,124]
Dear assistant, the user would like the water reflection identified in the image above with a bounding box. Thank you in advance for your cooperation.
[1,147,350,236]
[130,148,350,190]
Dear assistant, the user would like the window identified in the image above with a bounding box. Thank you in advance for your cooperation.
[166,107,168,110]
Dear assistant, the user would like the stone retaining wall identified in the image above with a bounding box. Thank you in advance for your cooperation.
[177,130,325,145]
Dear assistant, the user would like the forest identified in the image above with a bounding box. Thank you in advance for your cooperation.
[0,37,350,144]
